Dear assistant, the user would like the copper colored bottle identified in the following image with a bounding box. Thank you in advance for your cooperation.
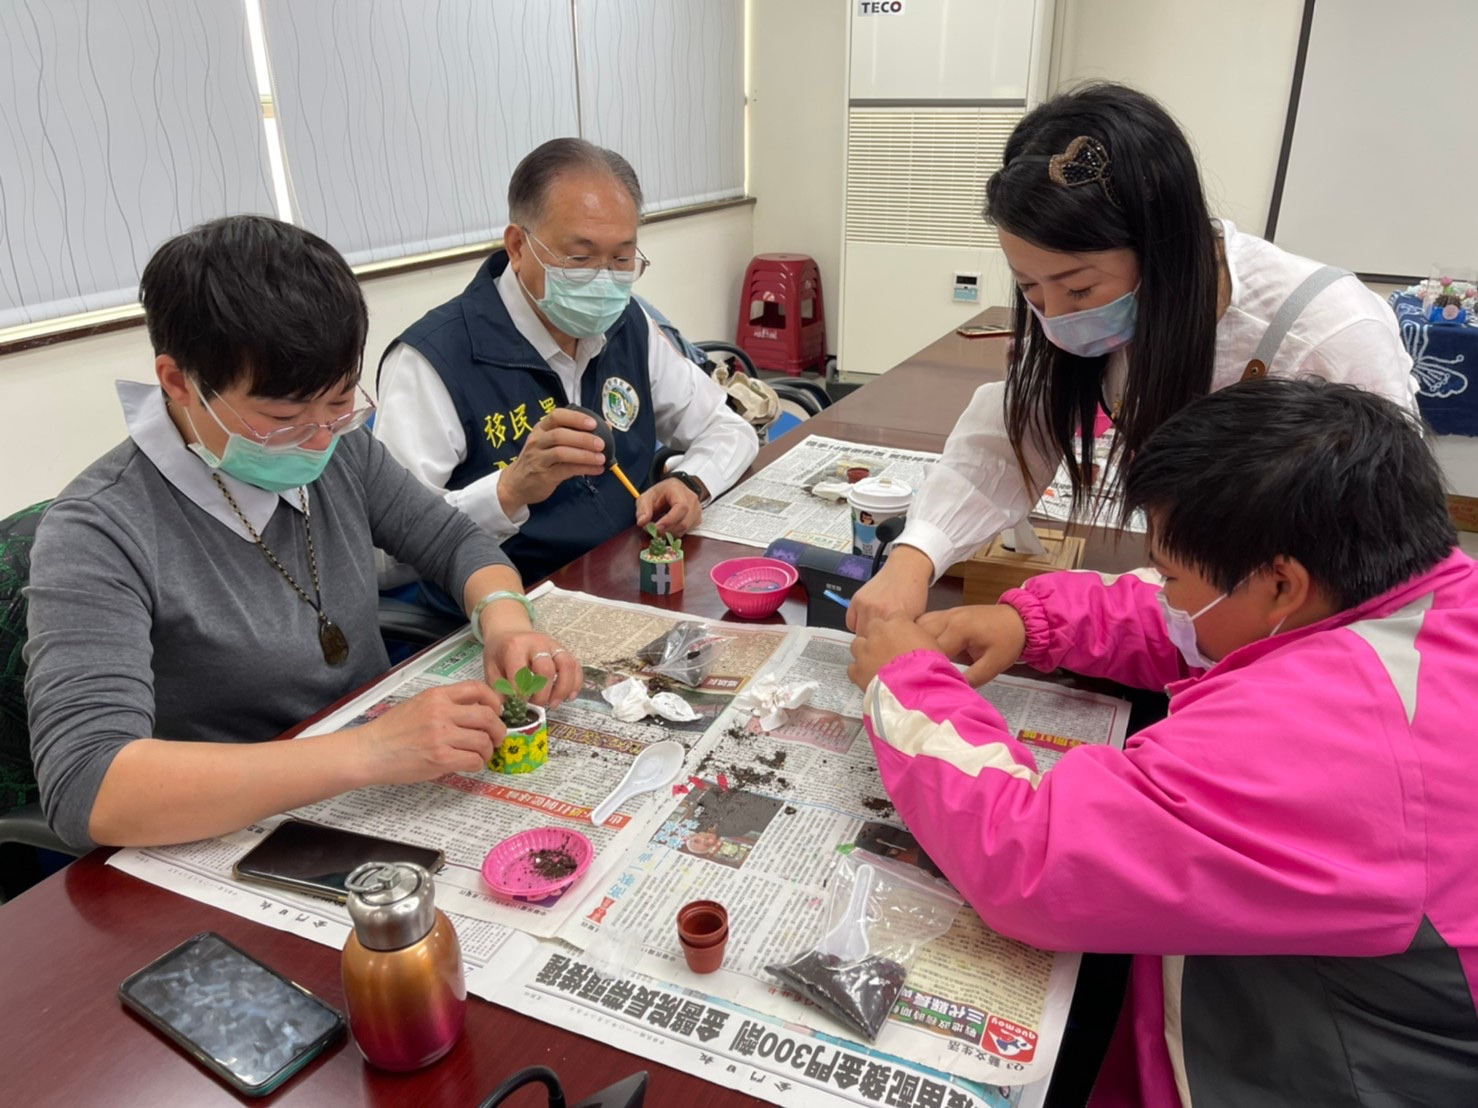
[342,861,466,1071]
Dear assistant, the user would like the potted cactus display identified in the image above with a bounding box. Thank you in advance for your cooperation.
[639,523,685,595]
[488,666,550,774]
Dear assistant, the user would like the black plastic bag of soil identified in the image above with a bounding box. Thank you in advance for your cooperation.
[768,948,910,1040]
[766,851,961,1041]
[636,621,732,687]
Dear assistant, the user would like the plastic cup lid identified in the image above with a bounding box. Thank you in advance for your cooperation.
[848,476,913,512]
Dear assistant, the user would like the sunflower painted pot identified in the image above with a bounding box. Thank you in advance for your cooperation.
[489,706,549,774]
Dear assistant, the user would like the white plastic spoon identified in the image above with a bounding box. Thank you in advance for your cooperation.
[589,740,686,827]
[817,863,876,963]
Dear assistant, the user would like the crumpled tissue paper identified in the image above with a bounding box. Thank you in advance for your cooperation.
[601,676,701,723]
[732,675,819,731]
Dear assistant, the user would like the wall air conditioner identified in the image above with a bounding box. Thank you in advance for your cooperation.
[840,0,1053,378]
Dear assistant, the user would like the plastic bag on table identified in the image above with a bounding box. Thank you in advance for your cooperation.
[636,621,733,687]
[766,850,962,1041]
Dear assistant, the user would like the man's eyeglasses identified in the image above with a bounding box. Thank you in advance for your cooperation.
[522,227,650,286]
[212,385,377,451]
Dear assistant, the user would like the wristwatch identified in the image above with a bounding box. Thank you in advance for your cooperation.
[667,470,708,501]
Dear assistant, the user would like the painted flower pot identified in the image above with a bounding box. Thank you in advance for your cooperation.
[489,705,548,774]
[639,550,686,595]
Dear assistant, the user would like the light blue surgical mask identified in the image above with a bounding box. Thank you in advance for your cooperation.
[1028,287,1138,358]
[183,383,339,493]
[524,261,632,338]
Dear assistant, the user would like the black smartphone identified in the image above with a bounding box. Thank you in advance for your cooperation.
[119,931,344,1097]
[232,818,445,904]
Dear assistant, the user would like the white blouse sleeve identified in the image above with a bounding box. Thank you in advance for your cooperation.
[896,380,1059,581]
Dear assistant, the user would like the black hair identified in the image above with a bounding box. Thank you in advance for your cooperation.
[1124,377,1456,609]
[985,82,1219,513]
[139,215,367,400]
[507,138,644,227]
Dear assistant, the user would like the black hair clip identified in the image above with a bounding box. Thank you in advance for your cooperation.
[1048,135,1119,208]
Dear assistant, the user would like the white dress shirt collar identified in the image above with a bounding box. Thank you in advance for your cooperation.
[495,261,606,394]
[117,379,304,543]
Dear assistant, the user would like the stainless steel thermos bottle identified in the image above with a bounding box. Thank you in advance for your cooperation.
[342,861,466,1071]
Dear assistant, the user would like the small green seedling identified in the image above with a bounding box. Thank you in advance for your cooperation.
[494,666,550,727]
[644,522,683,559]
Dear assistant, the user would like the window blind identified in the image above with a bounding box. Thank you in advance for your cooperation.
[0,0,274,328]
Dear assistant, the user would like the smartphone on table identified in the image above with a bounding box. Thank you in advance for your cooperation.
[119,931,344,1097]
[232,818,445,904]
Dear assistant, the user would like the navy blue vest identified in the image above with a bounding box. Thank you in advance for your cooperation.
[385,252,657,582]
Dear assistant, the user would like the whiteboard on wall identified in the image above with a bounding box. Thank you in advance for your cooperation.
[1269,0,1478,279]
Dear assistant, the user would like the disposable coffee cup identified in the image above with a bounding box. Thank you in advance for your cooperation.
[848,477,912,559]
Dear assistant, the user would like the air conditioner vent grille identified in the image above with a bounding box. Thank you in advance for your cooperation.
[845,107,1022,248]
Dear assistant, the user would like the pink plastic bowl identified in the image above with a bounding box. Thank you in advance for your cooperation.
[481,827,594,902]
[710,557,799,619]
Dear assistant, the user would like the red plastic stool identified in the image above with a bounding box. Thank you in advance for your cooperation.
[735,253,827,376]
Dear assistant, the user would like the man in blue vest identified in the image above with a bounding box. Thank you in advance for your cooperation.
[375,139,759,583]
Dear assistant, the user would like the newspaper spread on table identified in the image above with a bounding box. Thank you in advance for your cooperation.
[690,434,943,551]
[109,584,1130,1108]
[692,431,1148,551]
[1033,436,1148,534]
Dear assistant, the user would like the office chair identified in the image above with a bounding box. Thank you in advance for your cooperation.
[0,500,79,901]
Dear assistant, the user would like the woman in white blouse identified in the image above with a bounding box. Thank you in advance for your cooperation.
[849,82,1415,631]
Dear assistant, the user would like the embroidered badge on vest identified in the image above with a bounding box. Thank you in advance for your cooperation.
[602,377,641,431]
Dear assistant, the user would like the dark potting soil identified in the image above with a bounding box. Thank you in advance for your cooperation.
[723,764,776,790]
[767,950,908,1040]
[528,846,579,880]
[861,796,895,817]
[756,749,788,769]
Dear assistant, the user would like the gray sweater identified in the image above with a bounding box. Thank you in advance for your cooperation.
[25,428,511,848]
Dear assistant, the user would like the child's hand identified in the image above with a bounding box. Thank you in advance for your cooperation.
[917,604,1027,686]
[848,617,944,689]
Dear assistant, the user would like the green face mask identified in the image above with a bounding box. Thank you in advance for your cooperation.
[524,260,633,338]
[183,383,339,493]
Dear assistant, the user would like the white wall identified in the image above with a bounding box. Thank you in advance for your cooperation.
[748,0,848,357]
[1050,0,1474,495]
[0,204,753,516]
[1050,0,1304,234]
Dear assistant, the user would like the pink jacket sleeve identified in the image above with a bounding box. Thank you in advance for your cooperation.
[1001,569,1192,691]
[864,648,1424,957]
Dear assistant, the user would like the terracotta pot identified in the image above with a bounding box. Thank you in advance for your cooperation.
[676,900,729,973]
[679,935,727,974]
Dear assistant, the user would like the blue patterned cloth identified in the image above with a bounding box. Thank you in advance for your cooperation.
[1388,292,1478,436]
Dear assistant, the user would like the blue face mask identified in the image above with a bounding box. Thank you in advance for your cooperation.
[1028,287,1138,358]
[523,261,632,339]
[183,384,339,493]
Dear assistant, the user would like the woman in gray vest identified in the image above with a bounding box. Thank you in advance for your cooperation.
[851,82,1415,632]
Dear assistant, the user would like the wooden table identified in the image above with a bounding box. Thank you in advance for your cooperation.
[0,310,1112,1106]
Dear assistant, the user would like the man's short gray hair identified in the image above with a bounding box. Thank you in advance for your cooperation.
[507,138,644,226]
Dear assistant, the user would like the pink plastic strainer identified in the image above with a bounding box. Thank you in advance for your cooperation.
[481,827,594,901]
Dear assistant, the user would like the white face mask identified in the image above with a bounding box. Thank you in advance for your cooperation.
[1157,589,1226,670]
[1158,585,1288,670]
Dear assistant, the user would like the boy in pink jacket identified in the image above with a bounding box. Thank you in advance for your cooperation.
[849,378,1478,1106]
